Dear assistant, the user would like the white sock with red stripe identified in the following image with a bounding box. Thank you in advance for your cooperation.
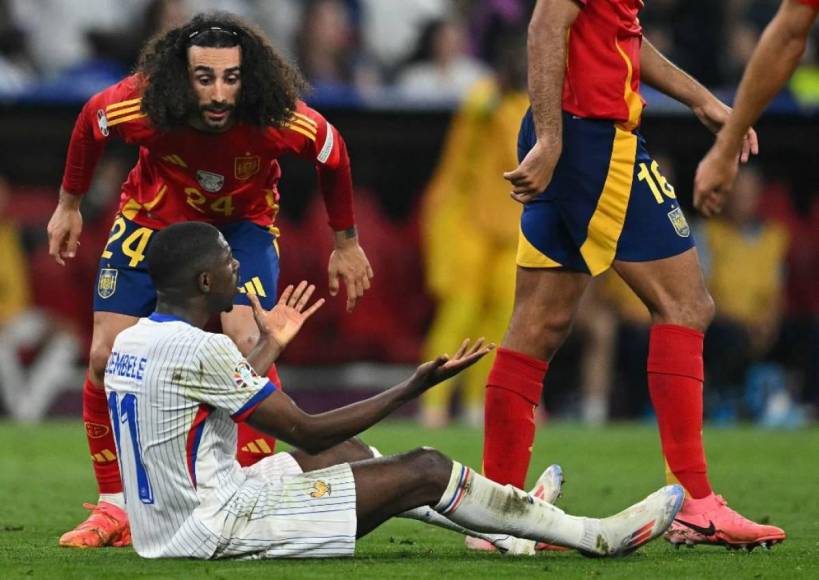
[367,446,495,544]
[434,461,597,552]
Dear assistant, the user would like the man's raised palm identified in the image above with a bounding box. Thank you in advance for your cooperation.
[249,281,325,350]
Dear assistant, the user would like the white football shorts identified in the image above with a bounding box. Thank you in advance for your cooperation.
[211,452,358,559]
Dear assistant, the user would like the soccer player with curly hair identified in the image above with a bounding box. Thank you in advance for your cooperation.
[47,12,373,548]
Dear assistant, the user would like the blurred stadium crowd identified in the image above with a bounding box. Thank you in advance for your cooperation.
[0,0,816,426]
[6,0,819,106]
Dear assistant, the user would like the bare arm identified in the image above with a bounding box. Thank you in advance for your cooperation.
[715,0,817,155]
[503,0,581,201]
[247,340,493,453]
[641,38,713,113]
[49,88,115,266]
[694,0,818,215]
[641,37,758,160]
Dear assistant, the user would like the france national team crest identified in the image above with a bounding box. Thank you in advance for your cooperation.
[309,480,332,498]
[667,207,691,238]
[196,170,225,193]
[98,268,118,299]
[235,155,260,180]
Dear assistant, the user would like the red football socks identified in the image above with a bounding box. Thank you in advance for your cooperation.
[83,376,123,494]
[236,365,280,466]
[482,348,547,488]
[647,324,713,499]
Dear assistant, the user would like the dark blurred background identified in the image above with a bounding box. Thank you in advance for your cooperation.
[0,0,816,428]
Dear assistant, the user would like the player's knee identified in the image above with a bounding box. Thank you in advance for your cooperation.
[88,340,113,380]
[339,437,375,461]
[698,292,716,330]
[409,447,452,486]
[653,289,715,332]
[507,308,573,359]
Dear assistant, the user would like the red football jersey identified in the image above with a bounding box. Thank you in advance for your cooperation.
[563,0,644,129]
[61,75,354,231]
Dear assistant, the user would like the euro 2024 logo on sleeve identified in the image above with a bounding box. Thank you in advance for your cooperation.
[96,109,109,137]
[98,268,118,299]
[233,360,260,388]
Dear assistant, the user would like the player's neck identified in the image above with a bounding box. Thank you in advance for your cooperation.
[153,300,210,329]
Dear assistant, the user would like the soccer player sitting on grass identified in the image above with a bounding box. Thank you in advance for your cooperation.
[48,12,373,548]
[103,221,683,559]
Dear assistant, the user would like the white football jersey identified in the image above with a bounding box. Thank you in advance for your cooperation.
[104,313,276,559]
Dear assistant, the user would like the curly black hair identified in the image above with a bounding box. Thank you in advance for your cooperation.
[137,12,306,131]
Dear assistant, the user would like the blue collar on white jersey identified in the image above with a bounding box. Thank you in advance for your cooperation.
[148,312,191,324]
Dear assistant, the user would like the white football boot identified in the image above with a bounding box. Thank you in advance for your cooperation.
[579,484,684,557]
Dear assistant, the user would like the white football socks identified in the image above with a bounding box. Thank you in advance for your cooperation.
[98,492,126,510]
[433,461,599,553]
[368,447,498,544]
[368,446,573,553]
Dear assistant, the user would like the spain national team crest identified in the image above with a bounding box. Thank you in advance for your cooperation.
[667,207,691,238]
[309,480,332,498]
[235,155,260,180]
[196,170,225,193]
[97,268,118,299]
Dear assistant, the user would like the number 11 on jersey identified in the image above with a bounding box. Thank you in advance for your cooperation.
[108,392,155,504]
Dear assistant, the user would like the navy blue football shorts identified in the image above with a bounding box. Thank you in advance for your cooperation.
[516,109,695,276]
[93,215,280,316]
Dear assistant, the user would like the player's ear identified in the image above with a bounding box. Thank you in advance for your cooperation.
[198,272,211,293]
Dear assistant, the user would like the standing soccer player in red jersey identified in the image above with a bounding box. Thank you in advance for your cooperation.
[696,0,819,207]
[46,12,373,548]
[478,0,786,551]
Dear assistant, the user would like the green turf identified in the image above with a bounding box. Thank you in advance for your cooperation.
[1,420,817,579]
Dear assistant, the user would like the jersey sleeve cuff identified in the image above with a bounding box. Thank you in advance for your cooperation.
[231,380,276,423]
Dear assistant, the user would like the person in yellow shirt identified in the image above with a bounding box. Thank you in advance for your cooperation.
[698,167,789,417]
[0,175,31,326]
[419,36,528,427]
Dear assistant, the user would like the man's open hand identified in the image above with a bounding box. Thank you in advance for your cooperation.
[409,338,496,395]
[249,281,325,350]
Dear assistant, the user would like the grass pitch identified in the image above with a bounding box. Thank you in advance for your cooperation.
[1,420,817,579]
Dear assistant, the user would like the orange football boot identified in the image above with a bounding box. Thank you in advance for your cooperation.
[58,502,131,548]
[665,494,786,551]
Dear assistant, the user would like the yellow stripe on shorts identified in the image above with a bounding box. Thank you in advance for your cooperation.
[516,226,562,269]
[579,126,637,276]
